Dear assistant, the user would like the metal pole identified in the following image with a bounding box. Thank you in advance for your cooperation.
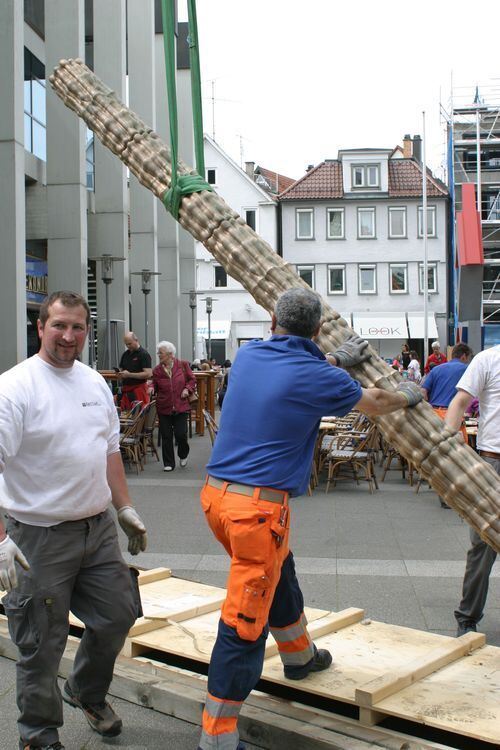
[476,108,482,214]
[422,111,429,359]
[191,306,196,360]
[105,283,111,370]
[144,292,148,350]
[208,309,212,360]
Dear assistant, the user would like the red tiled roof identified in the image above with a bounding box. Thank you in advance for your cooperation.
[254,166,295,195]
[279,158,448,200]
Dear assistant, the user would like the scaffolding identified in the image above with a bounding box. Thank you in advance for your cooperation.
[442,80,500,343]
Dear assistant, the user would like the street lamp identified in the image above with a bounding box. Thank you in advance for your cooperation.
[201,296,218,360]
[94,254,125,369]
[188,290,197,361]
[130,269,161,350]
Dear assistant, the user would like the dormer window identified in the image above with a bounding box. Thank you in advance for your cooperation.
[352,164,380,189]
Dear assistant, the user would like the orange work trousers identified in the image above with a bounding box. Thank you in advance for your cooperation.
[200,479,290,641]
[433,406,467,442]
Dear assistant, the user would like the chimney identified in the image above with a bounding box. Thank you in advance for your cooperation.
[306,164,314,172]
[412,135,422,163]
[403,134,412,158]
[245,161,255,179]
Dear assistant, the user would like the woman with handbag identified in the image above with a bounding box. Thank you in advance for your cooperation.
[153,341,196,471]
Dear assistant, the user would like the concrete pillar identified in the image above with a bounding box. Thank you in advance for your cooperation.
[45,0,87,297]
[127,0,158,358]
[0,1,27,369]
[91,0,128,367]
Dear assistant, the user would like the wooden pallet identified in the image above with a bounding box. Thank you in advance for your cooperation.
[2,567,500,746]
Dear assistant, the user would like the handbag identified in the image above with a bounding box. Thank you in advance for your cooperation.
[181,361,198,403]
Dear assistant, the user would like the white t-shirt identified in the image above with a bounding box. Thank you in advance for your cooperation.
[0,355,120,526]
[456,344,500,453]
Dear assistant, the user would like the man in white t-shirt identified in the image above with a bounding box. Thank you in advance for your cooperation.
[0,291,148,750]
[445,344,500,636]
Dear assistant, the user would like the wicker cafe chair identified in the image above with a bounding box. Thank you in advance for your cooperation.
[203,409,219,446]
[141,399,159,462]
[324,422,379,494]
[120,404,149,474]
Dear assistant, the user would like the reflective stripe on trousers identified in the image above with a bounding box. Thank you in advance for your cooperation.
[199,692,242,750]
[270,612,314,666]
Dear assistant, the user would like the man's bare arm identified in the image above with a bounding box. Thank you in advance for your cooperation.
[445,389,474,432]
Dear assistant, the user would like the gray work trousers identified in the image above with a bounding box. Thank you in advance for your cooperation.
[454,455,499,627]
[2,509,138,747]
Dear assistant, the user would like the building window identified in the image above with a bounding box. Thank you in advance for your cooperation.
[214,264,228,288]
[357,207,376,238]
[327,208,344,239]
[352,164,380,189]
[358,264,376,294]
[245,209,256,230]
[388,207,407,238]
[206,168,217,185]
[328,265,346,294]
[296,208,314,239]
[417,206,437,237]
[389,264,408,293]
[418,262,438,293]
[297,265,315,288]
[24,48,46,161]
[86,129,95,191]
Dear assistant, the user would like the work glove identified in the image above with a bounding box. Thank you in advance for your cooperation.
[330,335,370,369]
[396,382,423,407]
[0,536,30,592]
[117,506,148,555]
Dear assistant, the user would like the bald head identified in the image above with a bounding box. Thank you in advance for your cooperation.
[124,332,140,352]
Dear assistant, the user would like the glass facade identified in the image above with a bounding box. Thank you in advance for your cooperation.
[24,48,46,161]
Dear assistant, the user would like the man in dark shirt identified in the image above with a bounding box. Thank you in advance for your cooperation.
[117,332,152,409]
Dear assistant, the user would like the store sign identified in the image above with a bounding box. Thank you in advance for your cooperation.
[26,257,48,303]
[353,313,408,340]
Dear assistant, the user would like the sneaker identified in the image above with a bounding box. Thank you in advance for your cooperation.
[20,743,65,750]
[456,620,477,637]
[163,466,173,472]
[179,458,188,467]
[283,645,333,680]
[62,682,122,737]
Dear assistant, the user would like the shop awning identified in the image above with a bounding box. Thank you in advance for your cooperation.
[406,313,438,339]
[352,313,408,339]
[197,320,231,339]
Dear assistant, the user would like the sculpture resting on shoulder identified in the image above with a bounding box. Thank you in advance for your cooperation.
[50,58,500,553]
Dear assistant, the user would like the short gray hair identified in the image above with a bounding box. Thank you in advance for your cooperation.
[157,340,176,355]
[431,341,440,349]
[275,288,322,338]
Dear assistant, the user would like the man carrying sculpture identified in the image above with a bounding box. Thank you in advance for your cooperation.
[197,287,423,750]
[0,291,147,750]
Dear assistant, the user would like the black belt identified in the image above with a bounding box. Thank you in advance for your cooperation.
[206,476,288,504]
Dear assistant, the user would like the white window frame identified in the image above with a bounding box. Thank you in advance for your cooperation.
[328,265,346,295]
[296,265,315,288]
[213,263,228,288]
[418,205,437,238]
[389,263,408,294]
[352,163,380,189]
[388,206,407,238]
[418,262,438,293]
[296,208,314,239]
[326,208,345,239]
[357,207,376,239]
[206,167,217,186]
[358,264,377,294]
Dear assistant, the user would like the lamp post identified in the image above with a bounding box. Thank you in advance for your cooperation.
[201,296,218,361]
[189,290,197,361]
[94,254,125,369]
[130,269,161,350]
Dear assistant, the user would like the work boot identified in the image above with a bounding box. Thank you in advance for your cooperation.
[197,745,245,750]
[20,743,65,750]
[62,681,122,737]
[283,645,333,680]
[456,620,477,637]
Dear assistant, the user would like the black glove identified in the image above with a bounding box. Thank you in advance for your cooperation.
[396,382,423,407]
[329,335,370,368]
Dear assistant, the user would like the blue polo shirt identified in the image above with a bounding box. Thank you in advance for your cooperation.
[422,358,469,407]
[206,335,362,496]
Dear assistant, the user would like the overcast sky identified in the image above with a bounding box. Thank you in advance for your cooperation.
[178,0,499,182]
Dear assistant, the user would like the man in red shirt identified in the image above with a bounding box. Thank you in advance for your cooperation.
[424,340,447,374]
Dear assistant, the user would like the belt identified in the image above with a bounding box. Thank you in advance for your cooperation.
[206,476,288,504]
[479,450,500,460]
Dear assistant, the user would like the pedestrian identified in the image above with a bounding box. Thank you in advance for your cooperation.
[421,342,473,507]
[197,287,422,750]
[217,359,232,409]
[401,343,411,370]
[152,341,196,471]
[0,291,147,750]
[116,331,152,410]
[407,350,422,383]
[424,340,447,374]
[445,344,500,636]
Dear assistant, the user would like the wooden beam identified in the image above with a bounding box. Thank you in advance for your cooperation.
[137,567,172,585]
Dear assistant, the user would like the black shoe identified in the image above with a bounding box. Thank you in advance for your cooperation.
[63,681,122,737]
[20,743,65,750]
[284,645,333,680]
[456,621,477,637]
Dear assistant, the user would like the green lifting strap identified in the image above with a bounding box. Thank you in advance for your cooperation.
[160,0,213,219]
